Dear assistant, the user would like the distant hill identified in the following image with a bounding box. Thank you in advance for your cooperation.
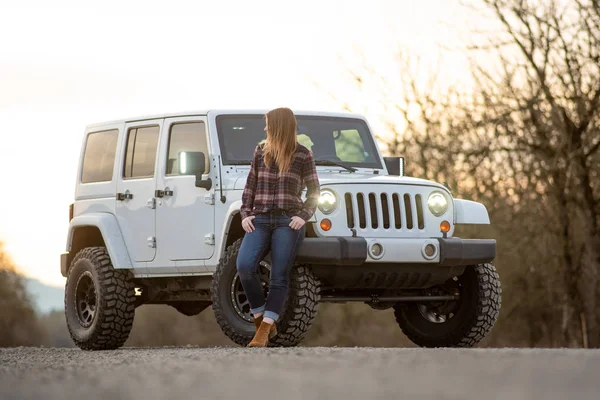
[25,278,64,314]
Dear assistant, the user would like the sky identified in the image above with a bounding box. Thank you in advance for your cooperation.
[0,0,482,286]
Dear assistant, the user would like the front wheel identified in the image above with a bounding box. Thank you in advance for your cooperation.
[211,238,320,347]
[394,263,501,348]
[64,247,135,350]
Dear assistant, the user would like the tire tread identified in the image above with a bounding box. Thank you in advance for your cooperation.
[394,263,501,348]
[65,247,135,350]
[211,239,320,347]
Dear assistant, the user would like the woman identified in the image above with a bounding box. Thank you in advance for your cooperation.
[237,107,320,347]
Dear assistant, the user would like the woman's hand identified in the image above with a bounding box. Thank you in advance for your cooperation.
[242,216,256,233]
[289,216,306,230]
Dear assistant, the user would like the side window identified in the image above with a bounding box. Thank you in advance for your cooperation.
[166,122,209,175]
[123,126,160,178]
[81,129,119,183]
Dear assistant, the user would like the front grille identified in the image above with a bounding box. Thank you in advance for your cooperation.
[344,192,425,231]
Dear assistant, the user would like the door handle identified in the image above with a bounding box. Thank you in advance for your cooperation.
[155,188,173,198]
[117,192,133,201]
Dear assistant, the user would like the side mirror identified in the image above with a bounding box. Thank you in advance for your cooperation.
[179,151,212,189]
[384,157,405,176]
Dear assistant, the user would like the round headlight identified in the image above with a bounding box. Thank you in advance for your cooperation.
[428,192,448,216]
[318,190,337,214]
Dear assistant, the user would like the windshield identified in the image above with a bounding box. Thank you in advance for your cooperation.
[216,115,382,169]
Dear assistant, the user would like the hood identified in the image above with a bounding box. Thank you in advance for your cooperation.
[232,170,449,192]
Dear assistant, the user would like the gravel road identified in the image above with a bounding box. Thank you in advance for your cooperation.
[1,347,599,400]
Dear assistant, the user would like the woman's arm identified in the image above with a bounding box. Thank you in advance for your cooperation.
[240,146,260,220]
[297,150,320,221]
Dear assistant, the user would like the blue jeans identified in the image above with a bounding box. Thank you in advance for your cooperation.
[236,212,305,322]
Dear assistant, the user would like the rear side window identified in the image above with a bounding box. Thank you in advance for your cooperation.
[81,129,119,183]
[123,126,160,178]
[166,122,210,175]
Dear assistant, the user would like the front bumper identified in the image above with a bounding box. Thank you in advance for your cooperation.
[437,238,496,266]
[296,237,495,266]
[296,237,367,266]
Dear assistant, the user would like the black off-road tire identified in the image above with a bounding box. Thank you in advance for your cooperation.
[394,263,501,348]
[211,238,320,347]
[64,247,135,350]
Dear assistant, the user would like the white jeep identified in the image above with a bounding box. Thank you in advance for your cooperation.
[62,109,501,350]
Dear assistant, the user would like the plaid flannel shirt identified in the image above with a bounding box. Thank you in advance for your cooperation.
[240,144,320,221]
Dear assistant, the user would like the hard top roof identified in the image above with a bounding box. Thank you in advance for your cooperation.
[85,109,367,129]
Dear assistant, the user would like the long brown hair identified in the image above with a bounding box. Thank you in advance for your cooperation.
[263,107,298,173]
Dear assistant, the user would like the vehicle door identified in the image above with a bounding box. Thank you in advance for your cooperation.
[115,120,162,265]
[154,117,215,271]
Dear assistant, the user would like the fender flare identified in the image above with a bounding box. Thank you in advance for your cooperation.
[66,213,133,270]
[453,199,491,225]
[216,199,243,258]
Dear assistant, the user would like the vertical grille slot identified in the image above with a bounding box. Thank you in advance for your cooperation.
[416,194,424,229]
[357,193,366,228]
[392,193,402,229]
[368,193,378,228]
[404,194,413,229]
[381,193,390,229]
[345,193,355,228]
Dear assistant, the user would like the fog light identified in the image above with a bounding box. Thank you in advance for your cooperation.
[424,244,436,257]
[440,220,451,233]
[320,219,332,231]
[421,242,438,260]
[371,243,383,257]
[369,242,385,259]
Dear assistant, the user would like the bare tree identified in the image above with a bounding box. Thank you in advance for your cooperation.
[327,0,600,347]
[467,0,600,347]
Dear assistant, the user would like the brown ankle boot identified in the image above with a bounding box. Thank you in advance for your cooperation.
[248,321,277,347]
[253,315,263,331]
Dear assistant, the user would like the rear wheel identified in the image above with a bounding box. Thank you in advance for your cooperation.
[211,238,320,347]
[394,263,501,348]
[64,247,135,350]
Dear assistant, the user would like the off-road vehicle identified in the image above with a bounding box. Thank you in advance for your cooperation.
[62,110,501,350]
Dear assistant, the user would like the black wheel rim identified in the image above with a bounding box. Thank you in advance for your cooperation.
[75,271,97,328]
[230,261,271,322]
[417,276,462,324]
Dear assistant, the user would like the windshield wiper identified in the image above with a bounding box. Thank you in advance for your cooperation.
[314,159,357,173]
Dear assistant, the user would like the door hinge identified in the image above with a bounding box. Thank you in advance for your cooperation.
[204,233,215,245]
[155,188,173,198]
[116,191,133,201]
[204,193,215,205]
[147,236,156,248]
[146,198,156,209]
